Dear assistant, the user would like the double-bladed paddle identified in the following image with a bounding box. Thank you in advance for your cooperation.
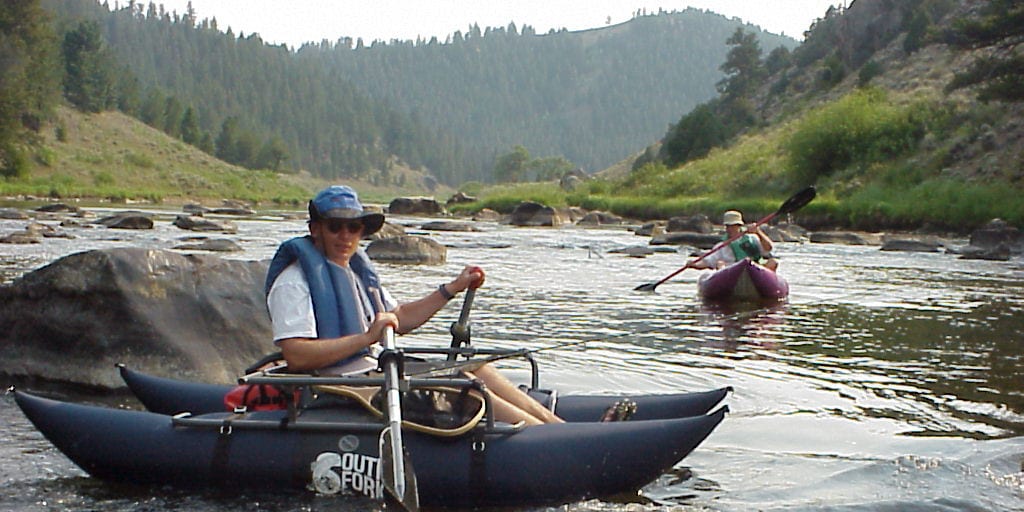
[369,289,420,512]
[634,186,817,292]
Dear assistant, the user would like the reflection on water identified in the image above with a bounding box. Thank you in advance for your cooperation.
[696,300,789,347]
[2,207,1023,511]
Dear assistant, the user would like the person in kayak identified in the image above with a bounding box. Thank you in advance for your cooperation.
[265,185,563,426]
[690,210,779,271]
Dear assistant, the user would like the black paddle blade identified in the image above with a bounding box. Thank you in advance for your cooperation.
[634,282,659,292]
[778,186,816,215]
[380,429,420,512]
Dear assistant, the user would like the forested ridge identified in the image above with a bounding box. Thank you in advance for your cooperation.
[32,0,793,186]
[303,10,795,181]
[42,0,465,187]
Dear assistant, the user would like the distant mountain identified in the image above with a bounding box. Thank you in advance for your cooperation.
[44,1,796,184]
[303,9,796,179]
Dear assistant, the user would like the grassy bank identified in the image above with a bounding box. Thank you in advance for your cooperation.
[1,107,448,207]
[454,88,1024,232]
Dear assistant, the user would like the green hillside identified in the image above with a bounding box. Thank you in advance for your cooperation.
[460,0,1024,231]
[0,106,446,205]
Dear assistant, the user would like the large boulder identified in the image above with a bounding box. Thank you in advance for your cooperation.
[0,248,271,390]
[388,197,445,216]
[968,218,1023,254]
[667,215,713,233]
[366,235,446,265]
[509,202,566,227]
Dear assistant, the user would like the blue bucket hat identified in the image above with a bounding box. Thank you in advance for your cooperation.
[308,185,385,236]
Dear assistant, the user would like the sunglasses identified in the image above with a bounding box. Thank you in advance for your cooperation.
[324,219,364,234]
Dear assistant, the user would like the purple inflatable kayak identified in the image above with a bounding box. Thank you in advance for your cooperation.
[697,258,789,301]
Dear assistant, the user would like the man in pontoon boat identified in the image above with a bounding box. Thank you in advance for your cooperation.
[266,185,563,426]
[690,210,779,271]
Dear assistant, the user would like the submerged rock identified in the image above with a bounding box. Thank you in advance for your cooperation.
[0,208,29,220]
[421,221,480,232]
[880,235,942,252]
[650,232,720,249]
[809,231,877,245]
[95,211,154,229]
[172,214,239,233]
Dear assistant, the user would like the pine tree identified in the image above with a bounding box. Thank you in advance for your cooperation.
[62,21,116,112]
[0,0,60,177]
[179,106,200,145]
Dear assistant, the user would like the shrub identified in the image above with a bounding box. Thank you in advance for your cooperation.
[34,147,57,167]
[858,61,884,87]
[93,170,115,186]
[0,144,29,179]
[124,151,155,168]
[786,89,927,186]
[819,54,847,88]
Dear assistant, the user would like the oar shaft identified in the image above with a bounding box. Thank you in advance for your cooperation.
[448,285,478,361]
[370,288,409,502]
[456,288,476,326]
[381,326,406,498]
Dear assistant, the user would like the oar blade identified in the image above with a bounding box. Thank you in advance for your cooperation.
[634,282,659,292]
[380,428,420,512]
[777,186,816,215]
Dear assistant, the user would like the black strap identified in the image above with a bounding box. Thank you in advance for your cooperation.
[469,430,487,501]
[210,418,235,484]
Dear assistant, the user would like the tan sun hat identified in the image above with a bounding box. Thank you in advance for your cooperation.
[722,210,744,226]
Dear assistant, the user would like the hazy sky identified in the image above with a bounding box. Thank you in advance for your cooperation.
[146,1,844,48]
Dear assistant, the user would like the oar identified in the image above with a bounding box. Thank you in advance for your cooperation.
[370,289,420,512]
[634,186,816,292]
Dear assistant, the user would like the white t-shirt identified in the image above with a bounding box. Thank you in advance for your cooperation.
[266,262,397,343]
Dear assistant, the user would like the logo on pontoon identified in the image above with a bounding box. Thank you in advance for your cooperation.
[310,452,381,498]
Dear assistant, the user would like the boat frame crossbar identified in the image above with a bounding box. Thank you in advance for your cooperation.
[176,287,537,437]
[171,349,531,436]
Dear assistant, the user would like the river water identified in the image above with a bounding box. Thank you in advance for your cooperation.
[1,205,1023,511]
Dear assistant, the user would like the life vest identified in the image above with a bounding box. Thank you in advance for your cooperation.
[728,234,763,262]
[265,236,382,364]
